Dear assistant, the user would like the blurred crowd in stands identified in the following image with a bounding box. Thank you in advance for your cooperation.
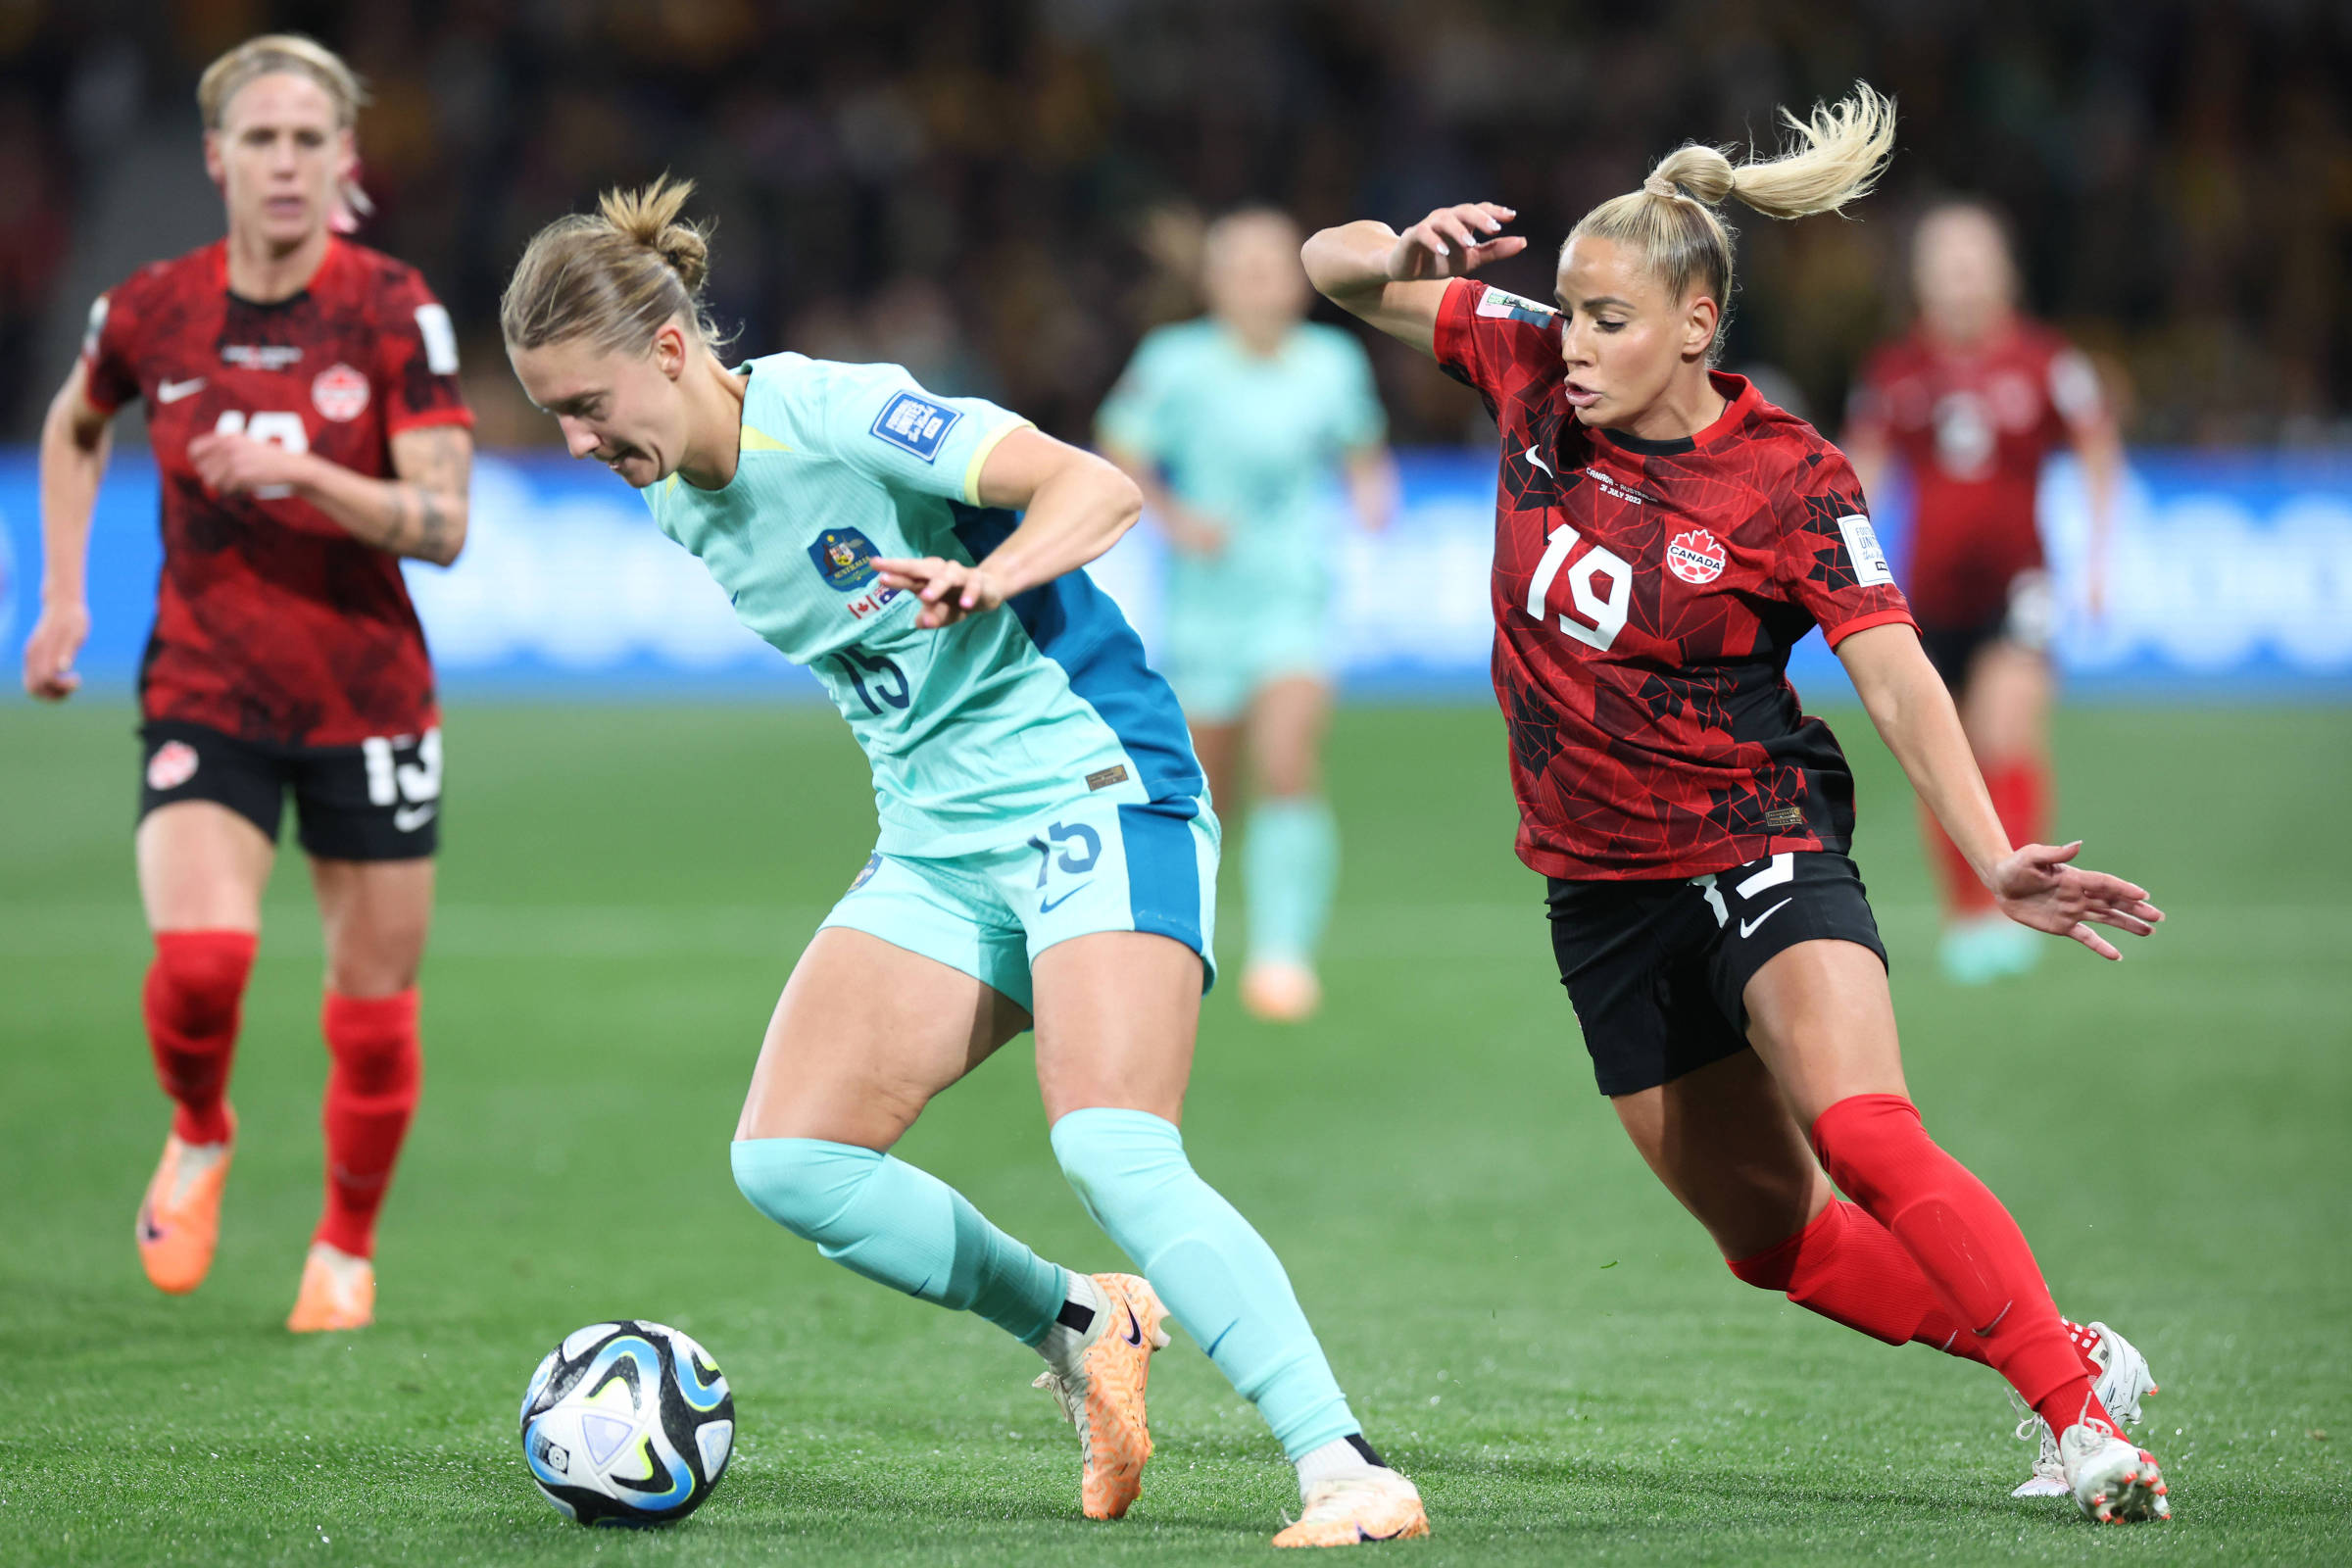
[2,0,2347,449]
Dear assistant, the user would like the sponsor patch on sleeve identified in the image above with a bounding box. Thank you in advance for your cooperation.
[1837,514,1895,587]
[1474,287,1558,325]
[414,305,460,375]
[869,389,962,463]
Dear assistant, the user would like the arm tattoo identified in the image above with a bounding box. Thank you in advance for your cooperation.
[383,426,473,564]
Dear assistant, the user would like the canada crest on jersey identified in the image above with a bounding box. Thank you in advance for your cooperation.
[312,363,370,422]
[808,527,881,591]
[1666,526,1726,585]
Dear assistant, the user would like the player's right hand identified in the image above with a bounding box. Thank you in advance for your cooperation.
[1387,203,1526,282]
[22,601,90,701]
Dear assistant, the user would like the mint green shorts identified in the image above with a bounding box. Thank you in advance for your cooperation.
[1161,603,1332,725]
[820,793,1220,1013]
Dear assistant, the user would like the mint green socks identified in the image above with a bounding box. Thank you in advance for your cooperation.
[1050,1106,1361,1458]
[730,1137,1068,1347]
[1245,797,1338,966]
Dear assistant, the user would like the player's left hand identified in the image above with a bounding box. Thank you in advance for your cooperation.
[871,556,1006,629]
[1989,840,2165,959]
[187,431,312,497]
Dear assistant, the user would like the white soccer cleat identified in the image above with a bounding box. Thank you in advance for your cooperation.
[2010,1320,2159,1498]
[2060,1420,2170,1523]
[1273,1467,1430,1547]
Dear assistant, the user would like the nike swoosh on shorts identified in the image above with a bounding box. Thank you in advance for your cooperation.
[1739,897,1793,939]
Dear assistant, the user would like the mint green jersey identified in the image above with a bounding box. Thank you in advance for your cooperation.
[647,354,1203,857]
[1096,320,1386,615]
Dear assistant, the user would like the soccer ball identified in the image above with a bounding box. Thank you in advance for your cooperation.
[518,1320,735,1526]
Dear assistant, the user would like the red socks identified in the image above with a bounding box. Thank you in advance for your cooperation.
[1729,1200,1992,1366]
[316,989,424,1259]
[1808,1094,2117,1439]
[144,930,259,1145]
[1924,758,2048,917]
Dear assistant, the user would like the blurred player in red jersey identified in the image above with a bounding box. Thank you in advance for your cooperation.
[20,36,473,1332]
[1306,85,2172,1522]
[1844,203,2123,984]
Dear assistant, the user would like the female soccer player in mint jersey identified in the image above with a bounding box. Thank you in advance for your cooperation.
[20,35,472,1334]
[500,179,1424,1547]
[1845,202,2124,985]
[1097,209,1396,1022]
[1306,84,2172,1524]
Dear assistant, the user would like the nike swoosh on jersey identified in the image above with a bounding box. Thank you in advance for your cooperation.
[393,804,437,832]
[1039,882,1092,915]
[1524,446,1553,476]
[156,377,206,404]
[1739,898,1794,939]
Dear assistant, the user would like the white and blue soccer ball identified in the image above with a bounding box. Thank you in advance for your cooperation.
[519,1320,734,1526]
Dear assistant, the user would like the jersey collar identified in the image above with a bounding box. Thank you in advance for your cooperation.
[1595,370,1755,457]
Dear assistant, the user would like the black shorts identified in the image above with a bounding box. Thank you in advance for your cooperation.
[138,719,442,860]
[1545,850,1886,1097]
[1919,568,2055,697]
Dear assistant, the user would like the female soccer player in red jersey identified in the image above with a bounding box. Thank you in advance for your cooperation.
[1844,203,2123,984]
[1305,84,2172,1523]
[19,35,473,1333]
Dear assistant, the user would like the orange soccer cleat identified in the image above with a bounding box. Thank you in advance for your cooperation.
[135,1111,235,1295]
[285,1242,375,1333]
[1273,1469,1432,1548]
[1032,1272,1171,1520]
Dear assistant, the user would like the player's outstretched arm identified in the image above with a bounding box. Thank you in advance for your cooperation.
[183,423,473,566]
[1301,205,1526,357]
[24,363,114,701]
[872,428,1142,629]
[1838,621,2163,958]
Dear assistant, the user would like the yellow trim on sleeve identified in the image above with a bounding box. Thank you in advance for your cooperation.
[960,418,1034,506]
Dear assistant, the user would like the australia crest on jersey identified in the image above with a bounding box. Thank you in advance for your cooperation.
[1666,526,1727,585]
[312,364,370,422]
[808,527,882,591]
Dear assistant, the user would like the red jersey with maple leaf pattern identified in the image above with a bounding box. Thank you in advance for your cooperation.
[80,237,471,747]
[1845,320,2100,627]
[1434,277,1916,881]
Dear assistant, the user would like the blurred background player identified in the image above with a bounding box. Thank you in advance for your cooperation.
[1307,85,2171,1524]
[500,180,1425,1547]
[18,35,473,1332]
[1097,209,1396,1022]
[1844,202,2122,984]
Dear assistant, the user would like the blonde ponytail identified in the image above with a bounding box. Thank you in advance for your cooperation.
[501,175,729,355]
[1570,82,1896,361]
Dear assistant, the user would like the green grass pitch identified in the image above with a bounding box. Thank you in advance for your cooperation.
[2,699,2346,1565]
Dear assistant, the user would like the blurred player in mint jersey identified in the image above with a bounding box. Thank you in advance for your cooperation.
[1097,210,1396,1022]
[1844,203,2123,984]
[20,35,472,1334]
[501,180,1424,1547]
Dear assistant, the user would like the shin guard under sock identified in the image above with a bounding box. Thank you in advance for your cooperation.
[1051,1106,1361,1459]
[1811,1094,2114,1435]
[1728,1200,1993,1365]
[729,1138,1068,1346]
[316,989,423,1258]
[144,930,258,1145]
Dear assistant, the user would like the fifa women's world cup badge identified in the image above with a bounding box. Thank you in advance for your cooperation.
[1667,526,1727,585]
[808,528,881,591]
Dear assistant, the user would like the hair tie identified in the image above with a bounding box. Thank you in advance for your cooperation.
[1643,173,1689,201]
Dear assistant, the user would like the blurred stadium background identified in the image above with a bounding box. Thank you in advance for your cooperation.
[2,0,2349,699]
[3,4,2349,1564]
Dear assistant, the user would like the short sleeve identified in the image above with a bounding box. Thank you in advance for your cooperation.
[1778,449,1915,648]
[815,362,1033,506]
[374,269,473,437]
[1324,332,1388,451]
[1433,278,1561,410]
[79,286,141,416]
[1094,329,1178,460]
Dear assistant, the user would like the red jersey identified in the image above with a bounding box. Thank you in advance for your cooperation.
[1434,278,1916,881]
[80,237,472,747]
[1846,320,2100,627]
